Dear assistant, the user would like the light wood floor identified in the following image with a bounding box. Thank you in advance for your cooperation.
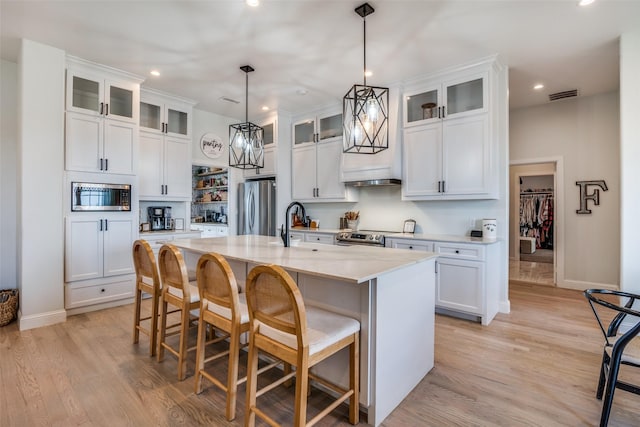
[2,282,639,426]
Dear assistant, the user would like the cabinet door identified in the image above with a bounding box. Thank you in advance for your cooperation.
[103,120,136,175]
[103,217,135,277]
[164,137,191,199]
[65,112,103,173]
[66,70,103,116]
[317,112,342,142]
[140,99,163,133]
[292,144,317,200]
[139,132,164,198]
[65,217,103,282]
[293,119,315,146]
[403,84,441,127]
[443,73,487,119]
[388,239,434,251]
[105,79,137,124]
[436,258,483,315]
[442,114,489,195]
[402,124,442,198]
[316,139,346,199]
[165,101,191,138]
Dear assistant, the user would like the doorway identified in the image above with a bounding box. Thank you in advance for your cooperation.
[509,161,561,286]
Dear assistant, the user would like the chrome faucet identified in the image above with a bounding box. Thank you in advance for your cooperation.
[281,201,306,247]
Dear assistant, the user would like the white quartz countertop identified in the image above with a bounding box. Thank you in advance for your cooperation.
[172,235,437,284]
[384,232,501,245]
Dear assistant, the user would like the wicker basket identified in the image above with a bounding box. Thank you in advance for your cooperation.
[0,289,18,326]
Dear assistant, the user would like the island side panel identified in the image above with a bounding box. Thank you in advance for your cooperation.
[370,258,435,426]
[297,274,372,408]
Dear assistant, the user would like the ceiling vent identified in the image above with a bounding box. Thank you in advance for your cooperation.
[548,89,578,102]
[219,96,240,104]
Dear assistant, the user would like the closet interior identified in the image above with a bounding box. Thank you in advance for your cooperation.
[519,175,554,259]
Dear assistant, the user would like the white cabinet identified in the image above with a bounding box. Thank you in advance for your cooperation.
[65,57,143,175]
[139,132,191,200]
[385,236,500,325]
[65,112,137,175]
[201,225,228,238]
[244,120,277,178]
[403,114,490,198]
[65,215,136,282]
[140,88,194,139]
[402,60,502,200]
[138,89,194,201]
[66,62,139,124]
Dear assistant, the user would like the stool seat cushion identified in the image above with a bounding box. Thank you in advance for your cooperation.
[206,293,250,324]
[168,281,200,303]
[258,306,360,355]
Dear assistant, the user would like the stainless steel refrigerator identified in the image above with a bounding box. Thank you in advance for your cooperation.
[238,179,277,236]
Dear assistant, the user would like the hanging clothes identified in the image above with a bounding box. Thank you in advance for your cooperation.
[519,193,554,249]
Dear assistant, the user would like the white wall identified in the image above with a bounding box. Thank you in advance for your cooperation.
[18,40,66,329]
[1,60,18,290]
[510,91,620,289]
[620,30,640,294]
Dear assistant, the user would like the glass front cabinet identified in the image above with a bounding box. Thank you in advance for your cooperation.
[139,88,193,139]
[403,72,488,127]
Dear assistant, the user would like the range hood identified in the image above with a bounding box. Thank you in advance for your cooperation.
[344,178,401,187]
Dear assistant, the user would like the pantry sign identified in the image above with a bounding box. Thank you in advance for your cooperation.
[200,133,224,159]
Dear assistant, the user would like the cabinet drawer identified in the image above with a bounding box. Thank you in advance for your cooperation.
[66,279,134,309]
[304,233,335,245]
[435,243,485,261]
[391,240,433,252]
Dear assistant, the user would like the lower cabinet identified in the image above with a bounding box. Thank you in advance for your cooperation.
[386,237,500,325]
[190,224,227,238]
[303,231,336,245]
[64,214,137,312]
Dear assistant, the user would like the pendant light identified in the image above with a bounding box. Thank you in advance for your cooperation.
[343,2,389,154]
[229,65,264,169]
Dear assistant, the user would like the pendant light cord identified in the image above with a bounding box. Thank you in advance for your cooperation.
[245,71,249,123]
[363,15,367,87]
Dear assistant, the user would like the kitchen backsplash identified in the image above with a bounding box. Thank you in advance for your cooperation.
[301,186,503,236]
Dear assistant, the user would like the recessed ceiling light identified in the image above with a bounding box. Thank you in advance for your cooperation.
[261,106,269,111]
[296,89,308,96]
[246,0,259,7]
[150,70,160,77]
[533,84,544,90]
[578,0,595,6]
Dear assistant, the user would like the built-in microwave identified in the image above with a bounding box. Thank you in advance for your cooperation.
[72,182,131,212]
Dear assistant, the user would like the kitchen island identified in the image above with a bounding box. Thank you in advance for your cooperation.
[172,235,437,426]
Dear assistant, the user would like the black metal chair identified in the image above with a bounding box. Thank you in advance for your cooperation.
[584,289,640,426]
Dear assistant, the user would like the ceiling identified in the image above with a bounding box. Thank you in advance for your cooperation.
[1,0,638,121]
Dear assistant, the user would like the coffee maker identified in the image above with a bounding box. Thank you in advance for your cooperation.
[148,206,172,231]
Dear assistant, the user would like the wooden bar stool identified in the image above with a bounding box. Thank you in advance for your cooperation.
[194,253,281,421]
[244,264,360,427]
[157,244,200,380]
[132,239,161,356]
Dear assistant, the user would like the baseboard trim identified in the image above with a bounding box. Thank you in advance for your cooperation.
[558,279,618,291]
[18,309,67,331]
[65,297,134,317]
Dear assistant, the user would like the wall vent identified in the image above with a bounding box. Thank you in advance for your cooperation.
[219,96,240,104]
[548,89,578,102]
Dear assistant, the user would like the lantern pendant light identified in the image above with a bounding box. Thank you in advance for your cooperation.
[229,65,264,169]
[343,2,389,154]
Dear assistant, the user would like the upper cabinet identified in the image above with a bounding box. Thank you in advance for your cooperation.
[403,72,487,128]
[291,109,357,203]
[402,59,505,201]
[65,56,144,175]
[140,88,194,139]
[138,88,195,201]
[293,110,343,147]
[244,119,277,178]
[66,59,140,124]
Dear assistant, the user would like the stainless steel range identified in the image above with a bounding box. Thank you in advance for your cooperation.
[336,230,386,247]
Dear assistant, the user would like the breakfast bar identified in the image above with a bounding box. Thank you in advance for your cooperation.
[172,235,437,426]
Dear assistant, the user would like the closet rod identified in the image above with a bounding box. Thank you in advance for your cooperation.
[520,191,554,195]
